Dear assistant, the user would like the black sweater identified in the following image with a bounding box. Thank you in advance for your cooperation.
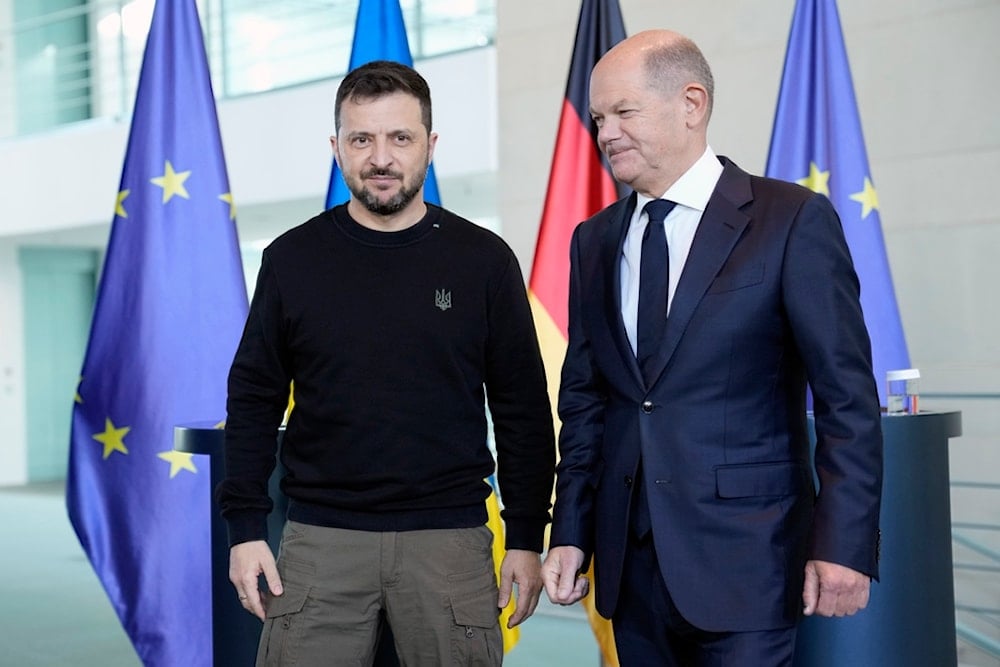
[218,204,555,552]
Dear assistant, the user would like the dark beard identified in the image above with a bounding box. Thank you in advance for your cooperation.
[349,166,427,216]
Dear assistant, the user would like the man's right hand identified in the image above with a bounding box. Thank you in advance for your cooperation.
[542,545,589,605]
[229,540,283,620]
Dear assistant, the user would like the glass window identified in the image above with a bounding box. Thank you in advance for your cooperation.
[0,0,496,139]
[407,0,494,58]
[13,0,91,134]
[211,0,357,97]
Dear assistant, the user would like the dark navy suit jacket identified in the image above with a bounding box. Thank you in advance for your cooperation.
[550,157,882,632]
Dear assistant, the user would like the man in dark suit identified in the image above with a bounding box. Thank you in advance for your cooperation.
[541,29,883,665]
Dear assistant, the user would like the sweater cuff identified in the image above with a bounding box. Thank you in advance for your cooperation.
[225,510,270,548]
[503,516,549,553]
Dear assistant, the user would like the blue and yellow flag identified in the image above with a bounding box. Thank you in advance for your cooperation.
[66,1,248,665]
[766,0,909,405]
[485,475,520,652]
[325,0,441,209]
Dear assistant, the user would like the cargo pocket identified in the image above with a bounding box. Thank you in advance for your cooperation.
[448,576,501,667]
[256,582,311,667]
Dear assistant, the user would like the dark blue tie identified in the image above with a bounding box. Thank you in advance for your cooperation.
[637,199,676,386]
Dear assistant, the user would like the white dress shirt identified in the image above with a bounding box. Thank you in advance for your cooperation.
[621,146,724,356]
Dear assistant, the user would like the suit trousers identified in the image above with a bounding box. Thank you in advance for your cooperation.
[612,531,797,667]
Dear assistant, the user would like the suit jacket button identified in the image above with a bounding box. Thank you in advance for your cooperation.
[624,475,633,488]
[641,400,654,414]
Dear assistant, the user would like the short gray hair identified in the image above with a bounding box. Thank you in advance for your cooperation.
[644,36,715,120]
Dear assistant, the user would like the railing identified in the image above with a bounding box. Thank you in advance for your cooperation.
[927,390,1000,663]
[952,481,1000,662]
[0,0,496,141]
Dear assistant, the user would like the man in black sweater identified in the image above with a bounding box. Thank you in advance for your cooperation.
[217,61,555,665]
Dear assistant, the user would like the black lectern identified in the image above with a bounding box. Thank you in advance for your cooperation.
[793,411,962,667]
[175,424,265,667]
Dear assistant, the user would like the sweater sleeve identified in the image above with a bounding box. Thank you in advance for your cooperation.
[215,252,292,546]
[484,252,556,553]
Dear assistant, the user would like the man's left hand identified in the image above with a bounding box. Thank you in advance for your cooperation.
[498,549,543,628]
[802,559,871,617]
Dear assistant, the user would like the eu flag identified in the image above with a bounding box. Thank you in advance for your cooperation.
[325,0,441,208]
[765,0,909,406]
[66,1,248,665]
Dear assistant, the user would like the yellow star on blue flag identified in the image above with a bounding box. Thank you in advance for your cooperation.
[157,450,198,478]
[850,176,879,219]
[151,160,191,203]
[797,162,830,196]
[115,190,130,218]
[93,417,130,459]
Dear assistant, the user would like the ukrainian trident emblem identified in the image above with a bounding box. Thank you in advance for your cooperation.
[435,289,452,311]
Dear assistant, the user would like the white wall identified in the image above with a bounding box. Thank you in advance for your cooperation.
[0,241,27,485]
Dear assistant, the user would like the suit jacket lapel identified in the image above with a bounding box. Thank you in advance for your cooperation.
[599,194,644,387]
[645,159,753,386]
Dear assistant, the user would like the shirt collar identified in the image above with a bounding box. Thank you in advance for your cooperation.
[635,146,723,215]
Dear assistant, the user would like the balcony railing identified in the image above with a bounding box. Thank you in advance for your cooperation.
[0,0,495,140]
[952,478,1000,661]
[922,391,1000,663]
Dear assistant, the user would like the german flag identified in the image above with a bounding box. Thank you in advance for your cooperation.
[527,1,626,664]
